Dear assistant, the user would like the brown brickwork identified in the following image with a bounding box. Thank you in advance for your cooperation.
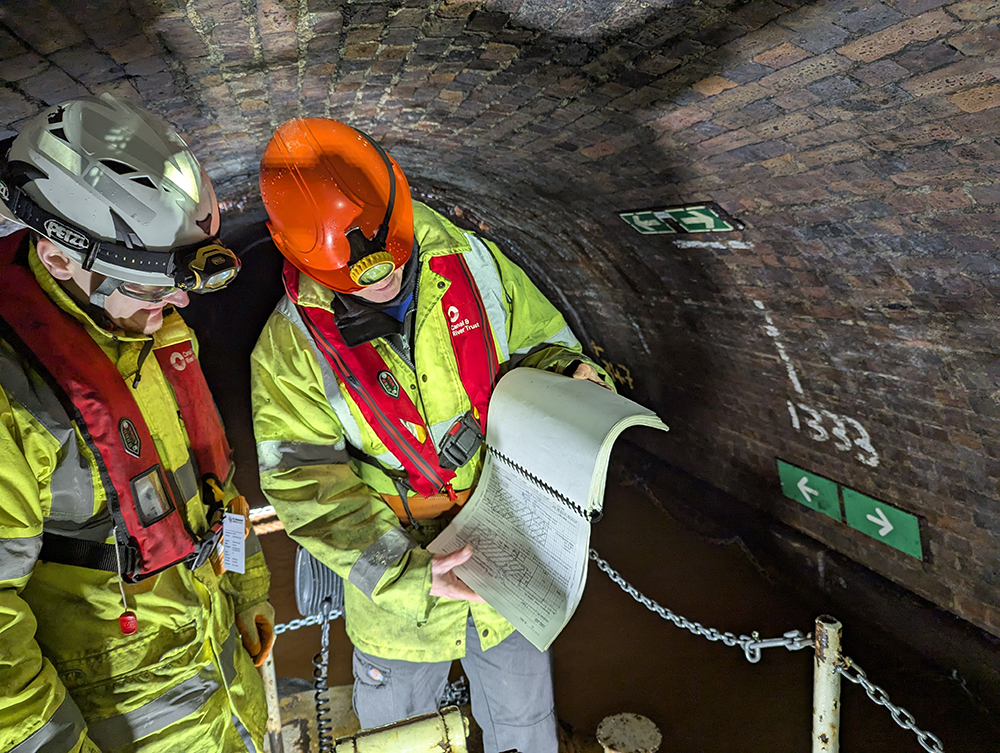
[1,0,999,712]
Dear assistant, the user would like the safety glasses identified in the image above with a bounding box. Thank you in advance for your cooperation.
[117,281,183,302]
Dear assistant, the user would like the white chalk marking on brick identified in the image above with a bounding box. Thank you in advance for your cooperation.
[753,300,804,394]
[753,300,880,467]
[674,240,728,249]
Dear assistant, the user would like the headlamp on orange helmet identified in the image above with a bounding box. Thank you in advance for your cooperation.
[259,119,414,294]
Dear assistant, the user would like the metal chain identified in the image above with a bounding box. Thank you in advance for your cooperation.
[591,549,944,751]
[837,656,945,753]
[274,609,343,635]
[589,548,811,663]
[272,546,942,752]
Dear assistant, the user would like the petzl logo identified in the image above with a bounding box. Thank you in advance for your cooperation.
[377,370,400,398]
[118,418,141,458]
[0,180,8,203]
[44,219,89,250]
[447,305,460,323]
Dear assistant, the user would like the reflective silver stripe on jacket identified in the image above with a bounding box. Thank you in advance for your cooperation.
[245,528,263,558]
[220,626,239,686]
[86,666,221,748]
[0,535,42,580]
[170,458,200,504]
[512,322,581,355]
[349,528,417,598]
[233,714,257,753]
[276,296,368,454]
[256,439,349,473]
[9,690,87,753]
[43,509,112,543]
[462,232,511,363]
[0,346,95,520]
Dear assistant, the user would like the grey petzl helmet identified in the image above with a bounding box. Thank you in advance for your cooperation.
[0,94,239,304]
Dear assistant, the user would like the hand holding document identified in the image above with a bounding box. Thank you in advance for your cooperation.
[429,367,668,650]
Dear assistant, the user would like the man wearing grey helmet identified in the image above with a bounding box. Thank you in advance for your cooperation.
[0,95,272,752]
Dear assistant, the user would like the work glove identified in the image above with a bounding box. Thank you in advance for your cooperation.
[236,601,275,667]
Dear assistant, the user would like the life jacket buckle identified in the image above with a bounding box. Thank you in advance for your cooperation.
[188,525,223,570]
[438,410,483,471]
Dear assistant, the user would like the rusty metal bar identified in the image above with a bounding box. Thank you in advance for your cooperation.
[813,615,843,753]
[260,652,284,753]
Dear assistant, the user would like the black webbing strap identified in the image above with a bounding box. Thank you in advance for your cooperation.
[39,533,119,573]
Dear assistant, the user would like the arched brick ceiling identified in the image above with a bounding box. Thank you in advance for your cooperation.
[2,0,999,646]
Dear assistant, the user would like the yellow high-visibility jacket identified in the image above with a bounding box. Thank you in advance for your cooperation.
[0,238,270,753]
[251,203,610,662]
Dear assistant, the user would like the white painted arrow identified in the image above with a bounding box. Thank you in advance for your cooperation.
[797,477,818,503]
[866,507,894,537]
[627,213,668,234]
[676,208,724,231]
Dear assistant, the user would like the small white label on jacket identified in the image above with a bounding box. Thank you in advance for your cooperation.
[222,513,246,574]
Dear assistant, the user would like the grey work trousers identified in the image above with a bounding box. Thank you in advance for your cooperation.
[352,616,558,753]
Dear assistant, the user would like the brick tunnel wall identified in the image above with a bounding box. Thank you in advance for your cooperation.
[1,0,998,639]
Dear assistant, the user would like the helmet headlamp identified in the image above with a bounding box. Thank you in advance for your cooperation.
[348,247,396,286]
[173,242,242,292]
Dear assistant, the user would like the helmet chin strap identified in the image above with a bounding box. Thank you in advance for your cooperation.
[89,274,121,308]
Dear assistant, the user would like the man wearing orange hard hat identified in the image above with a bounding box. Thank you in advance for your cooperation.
[251,118,612,753]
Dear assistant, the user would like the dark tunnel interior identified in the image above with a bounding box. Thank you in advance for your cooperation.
[3,0,1000,750]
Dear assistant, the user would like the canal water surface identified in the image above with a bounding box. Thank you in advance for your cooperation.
[258,455,999,753]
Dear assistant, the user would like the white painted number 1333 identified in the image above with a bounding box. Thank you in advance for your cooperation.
[787,401,879,468]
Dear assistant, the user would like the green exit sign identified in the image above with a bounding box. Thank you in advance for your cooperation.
[842,488,923,560]
[619,202,743,235]
[777,460,841,520]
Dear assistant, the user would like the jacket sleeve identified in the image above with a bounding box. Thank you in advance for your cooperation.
[485,239,614,388]
[0,382,100,753]
[219,474,271,614]
[250,307,434,625]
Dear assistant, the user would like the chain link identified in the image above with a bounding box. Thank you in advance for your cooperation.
[589,549,811,663]
[274,609,343,635]
[837,657,945,753]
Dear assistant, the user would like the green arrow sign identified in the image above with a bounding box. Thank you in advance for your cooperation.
[662,205,736,232]
[777,460,841,520]
[619,210,677,235]
[619,202,742,235]
[842,488,923,560]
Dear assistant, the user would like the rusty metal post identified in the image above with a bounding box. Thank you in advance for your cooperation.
[260,652,284,753]
[596,713,661,753]
[813,615,842,753]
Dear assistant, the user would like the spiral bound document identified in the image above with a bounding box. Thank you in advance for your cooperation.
[429,367,668,651]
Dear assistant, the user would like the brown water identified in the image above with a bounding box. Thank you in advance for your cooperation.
[260,477,999,752]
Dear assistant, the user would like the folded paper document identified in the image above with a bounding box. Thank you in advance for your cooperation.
[429,367,668,650]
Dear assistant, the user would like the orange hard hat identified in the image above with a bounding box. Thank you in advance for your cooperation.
[259,118,414,294]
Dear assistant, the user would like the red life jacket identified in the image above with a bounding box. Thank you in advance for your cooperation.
[0,231,232,582]
[285,251,500,498]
